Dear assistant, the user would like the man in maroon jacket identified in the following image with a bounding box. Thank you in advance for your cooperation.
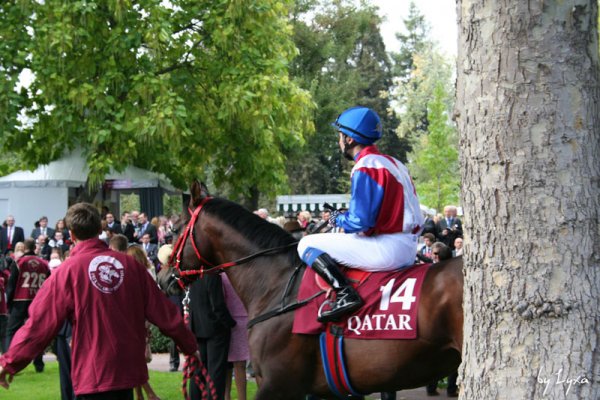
[5,238,50,373]
[0,203,198,399]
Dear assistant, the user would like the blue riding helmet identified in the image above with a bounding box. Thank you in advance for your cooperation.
[331,106,382,145]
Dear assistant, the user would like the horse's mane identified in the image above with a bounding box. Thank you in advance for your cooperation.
[202,197,297,251]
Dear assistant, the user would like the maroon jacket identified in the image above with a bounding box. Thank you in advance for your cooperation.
[13,255,50,301]
[0,239,197,395]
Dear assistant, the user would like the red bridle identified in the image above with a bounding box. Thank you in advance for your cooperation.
[169,197,216,288]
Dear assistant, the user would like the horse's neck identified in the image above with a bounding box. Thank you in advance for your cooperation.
[202,215,300,318]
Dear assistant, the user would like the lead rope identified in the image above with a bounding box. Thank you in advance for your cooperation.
[181,289,217,400]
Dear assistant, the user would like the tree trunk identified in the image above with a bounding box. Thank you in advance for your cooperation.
[455,1,600,399]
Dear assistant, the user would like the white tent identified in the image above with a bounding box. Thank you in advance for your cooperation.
[0,150,176,191]
[0,151,177,234]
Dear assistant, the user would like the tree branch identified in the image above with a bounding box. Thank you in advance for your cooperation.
[155,37,204,75]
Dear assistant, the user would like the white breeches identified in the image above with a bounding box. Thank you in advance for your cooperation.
[297,232,419,272]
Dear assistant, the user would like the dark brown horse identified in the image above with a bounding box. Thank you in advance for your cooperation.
[166,181,463,400]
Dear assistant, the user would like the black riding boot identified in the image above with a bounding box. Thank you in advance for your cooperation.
[311,253,363,322]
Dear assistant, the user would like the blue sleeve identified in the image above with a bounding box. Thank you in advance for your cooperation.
[336,170,384,233]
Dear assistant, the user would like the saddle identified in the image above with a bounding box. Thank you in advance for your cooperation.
[292,263,430,340]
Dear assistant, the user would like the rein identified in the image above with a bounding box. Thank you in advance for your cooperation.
[247,263,325,328]
[170,199,325,328]
[179,242,299,280]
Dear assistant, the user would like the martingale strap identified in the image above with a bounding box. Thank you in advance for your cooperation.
[319,325,362,398]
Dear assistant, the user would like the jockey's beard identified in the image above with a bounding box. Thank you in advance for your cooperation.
[342,142,358,161]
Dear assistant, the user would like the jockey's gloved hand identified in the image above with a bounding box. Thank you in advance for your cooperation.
[328,210,341,227]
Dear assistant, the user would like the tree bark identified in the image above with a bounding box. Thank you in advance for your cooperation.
[455,1,600,399]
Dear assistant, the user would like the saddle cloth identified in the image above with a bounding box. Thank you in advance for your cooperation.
[292,263,430,339]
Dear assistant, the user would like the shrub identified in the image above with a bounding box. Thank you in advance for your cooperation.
[149,324,172,353]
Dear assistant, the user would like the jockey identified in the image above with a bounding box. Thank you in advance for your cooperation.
[298,106,424,322]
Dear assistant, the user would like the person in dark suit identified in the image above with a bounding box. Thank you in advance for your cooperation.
[435,206,463,249]
[53,321,75,400]
[104,213,122,235]
[421,214,437,237]
[416,233,436,263]
[137,213,158,244]
[188,274,236,400]
[140,233,158,268]
[48,231,70,254]
[121,212,136,243]
[0,216,25,255]
[30,216,55,241]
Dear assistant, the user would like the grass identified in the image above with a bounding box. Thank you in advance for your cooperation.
[2,361,258,399]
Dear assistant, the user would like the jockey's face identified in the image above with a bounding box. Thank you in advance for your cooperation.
[339,132,355,161]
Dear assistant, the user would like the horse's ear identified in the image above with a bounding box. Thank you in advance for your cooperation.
[190,180,210,206]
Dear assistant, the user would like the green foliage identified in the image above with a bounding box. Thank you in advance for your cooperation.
[118,193,181,217]
[163,193,183,217]
[0,0,313,200]
[391,1,431,80]
[389,2,459,211]
[149,324,172,353]
[286,0,407,195]
[409,83,459,212]
[119,193,140,214]
[0,151,19,177]
[394,47,454,140]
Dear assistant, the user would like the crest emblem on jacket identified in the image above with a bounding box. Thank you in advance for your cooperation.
[88,255,125,293]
